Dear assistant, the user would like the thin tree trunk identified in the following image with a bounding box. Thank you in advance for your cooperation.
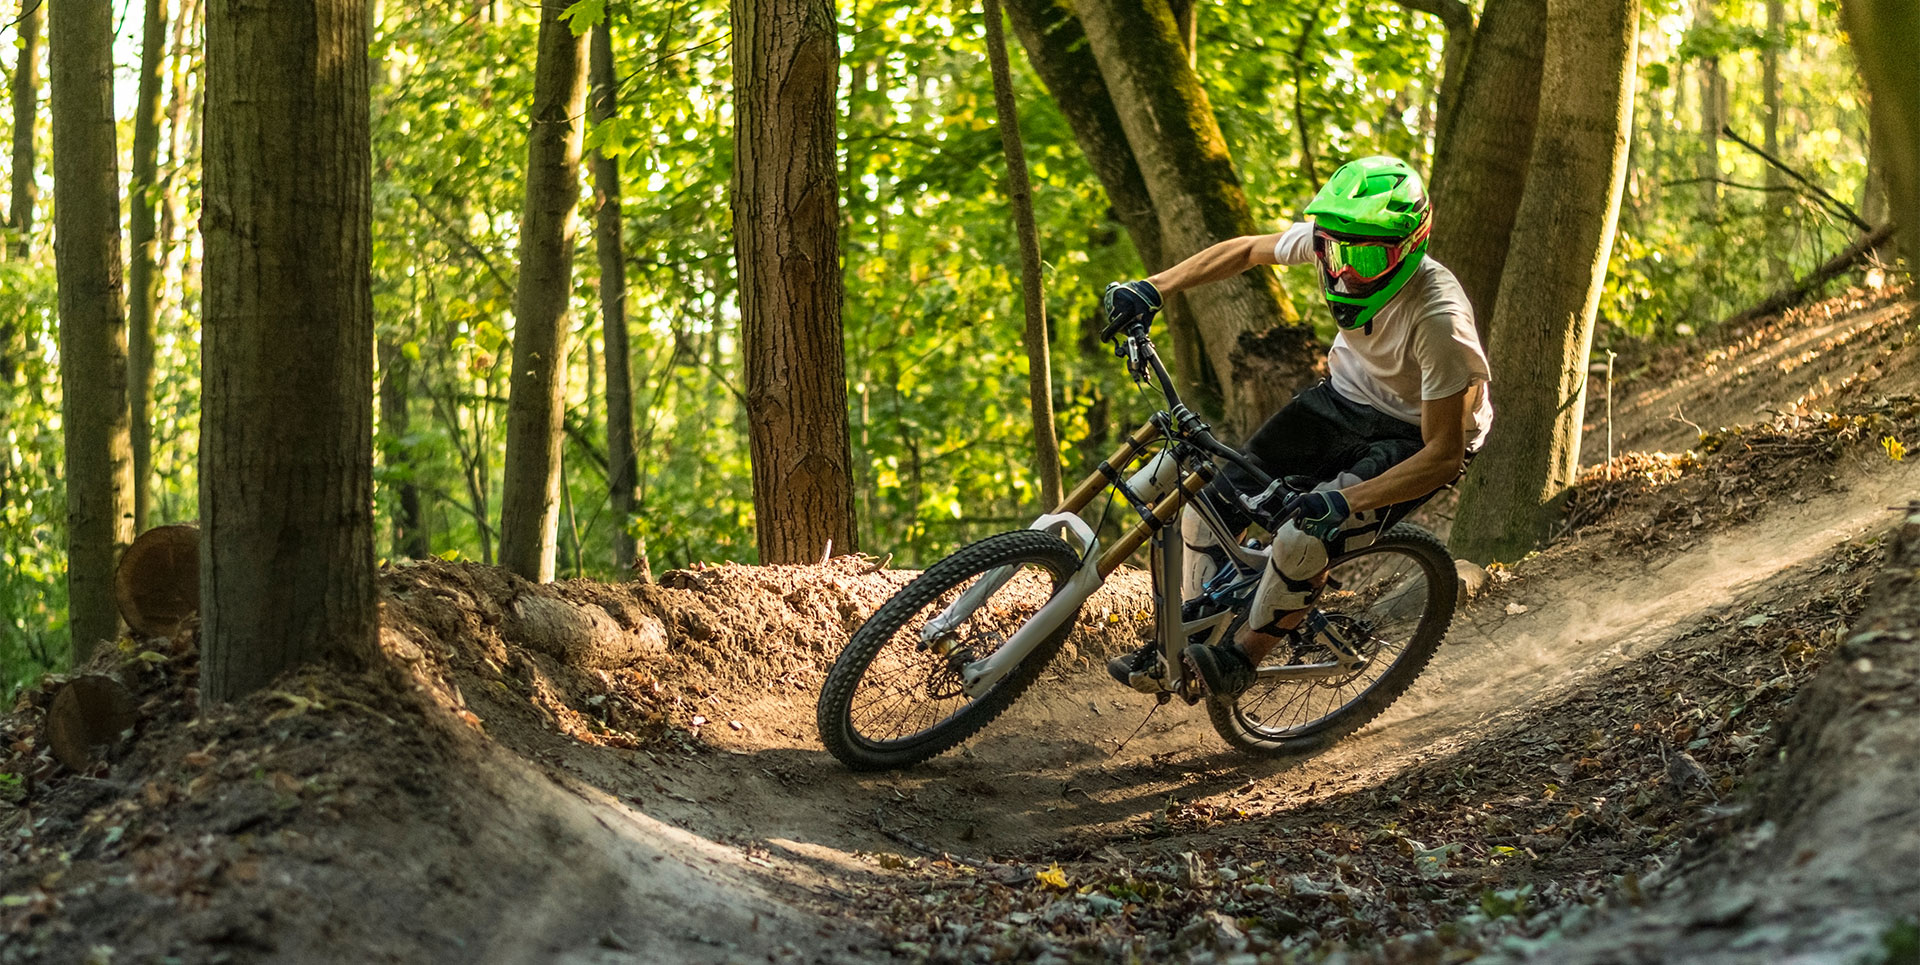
[984,0,1063,509]
[1000,0,1213,412]
[1427,0,1546,335]
[128,0,170,534]
[498,6,589,583]
[1451,0,1640,564]
[1843,0,1919,274]
[50,0,136,663]
[733,0,858,564]
[159,0,196,276]
[378,338,428,558]
[1693,0,1723,221]
[1073,0,1301,437]
[589,19,639,575]
[200,0,376,702]
[8,0,41,258]
[1391,0,1474,152]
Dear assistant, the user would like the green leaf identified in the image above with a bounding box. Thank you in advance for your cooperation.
[560,0,605,35]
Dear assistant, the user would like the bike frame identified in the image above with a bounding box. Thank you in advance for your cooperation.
[930,330,1307,700]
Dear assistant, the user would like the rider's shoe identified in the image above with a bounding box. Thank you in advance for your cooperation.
[1106,643,1163,693]
[1184,641,1257,700]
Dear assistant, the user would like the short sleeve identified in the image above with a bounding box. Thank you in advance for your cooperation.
[1411,312,1491,401]
[1272,221,1315,266]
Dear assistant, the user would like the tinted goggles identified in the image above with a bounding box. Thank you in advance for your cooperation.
[1313,221,1430,283]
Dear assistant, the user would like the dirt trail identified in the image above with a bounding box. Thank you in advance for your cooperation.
[5,289,1914,964]
[481,289,1920,960]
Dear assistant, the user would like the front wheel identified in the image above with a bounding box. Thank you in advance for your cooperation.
[817,529,1086,771]
[1207,523,1457,756]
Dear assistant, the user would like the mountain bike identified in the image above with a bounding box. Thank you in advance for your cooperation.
[815,324,1458,771]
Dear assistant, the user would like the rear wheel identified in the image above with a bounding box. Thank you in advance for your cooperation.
[1207,523,1456,755]
[817,530,1085,771]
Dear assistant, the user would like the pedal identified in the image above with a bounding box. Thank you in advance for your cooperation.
[1125,653,1168,694]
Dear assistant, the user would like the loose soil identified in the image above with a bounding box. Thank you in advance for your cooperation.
[2,285,1916,964]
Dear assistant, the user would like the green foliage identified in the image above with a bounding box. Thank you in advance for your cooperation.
[0,0,1879,689]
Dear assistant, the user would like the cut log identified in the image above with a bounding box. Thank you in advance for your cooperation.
[115,523,200,638]
[46,674,137,771]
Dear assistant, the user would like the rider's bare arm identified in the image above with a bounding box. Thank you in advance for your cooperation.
[1339,388,1472,513]
[1147,230,1292,295]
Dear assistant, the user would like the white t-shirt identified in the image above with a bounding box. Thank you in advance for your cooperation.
[1273,222,1495,450]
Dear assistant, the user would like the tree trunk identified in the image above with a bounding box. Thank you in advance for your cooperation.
[1073,0,1301,438]
[201,0,375,703]
[1000,0,1214,415]
[128,0,169,534]
[589,20,639,576]
[498,7,589,583]
[7,0,40,258]
[984,0,1063,510]
[1391,0,1474,152]
[1427,0,1546,335]
[377,338,429,559]
[1692,0,1724,221]
[1451,0,1639,564]
[1843,0,1919,274]
[49,0,136,663]
[732,0,859,564]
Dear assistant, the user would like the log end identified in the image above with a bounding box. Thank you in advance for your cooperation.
[47,674,137,771]
[116,524,201,638]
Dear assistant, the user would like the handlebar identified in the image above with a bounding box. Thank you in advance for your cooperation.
[1113,327,1275,492]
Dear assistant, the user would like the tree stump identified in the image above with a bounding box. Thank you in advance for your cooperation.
[47,674,136,771]
[115,523,199,638]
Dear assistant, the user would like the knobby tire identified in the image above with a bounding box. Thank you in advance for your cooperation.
[817,530,1085,771]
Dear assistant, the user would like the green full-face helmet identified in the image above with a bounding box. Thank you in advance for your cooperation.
[1303,156,1433,333]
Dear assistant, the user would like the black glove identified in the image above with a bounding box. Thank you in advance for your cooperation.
[1289,489,1352,541]
[1100,280,1163,339]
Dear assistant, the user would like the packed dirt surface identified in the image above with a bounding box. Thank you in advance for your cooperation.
[2,285,1917,963]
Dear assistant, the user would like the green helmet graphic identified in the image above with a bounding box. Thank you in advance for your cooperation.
[1303,156,1433,333]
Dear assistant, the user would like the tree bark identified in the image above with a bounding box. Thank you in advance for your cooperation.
[200,0,376,702]
[1843,0,1919,274]
[589,19,639,576]
[1073,0,1301,438]
[6,0,40,258]
[128,0,170,534]
[498,8,589,583]
[732,0,859,564]
[1000,0,1213,414]
[1451,0,1639,564]
[50,0,136,663]
[984,0,1063,510]
[1427,0,1546,335]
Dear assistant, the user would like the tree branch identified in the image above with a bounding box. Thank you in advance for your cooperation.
[1388,0,1472,32]
[1721,125,1872,232]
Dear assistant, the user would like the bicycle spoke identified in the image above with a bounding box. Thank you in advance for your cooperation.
[1229,538,1439,741]
[845,564,1055,747]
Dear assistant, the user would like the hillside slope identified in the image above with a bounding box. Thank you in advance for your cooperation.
[1,285,1914,964]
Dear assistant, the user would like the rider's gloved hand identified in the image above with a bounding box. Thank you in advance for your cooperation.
[1101,280,1163,339]
[1290,489,1351,542]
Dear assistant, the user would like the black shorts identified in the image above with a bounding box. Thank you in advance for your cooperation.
[1197,381,1445,534]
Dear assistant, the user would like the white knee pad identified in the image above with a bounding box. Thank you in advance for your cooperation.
[1246,521,1329,629]
[1181,506,1227,600]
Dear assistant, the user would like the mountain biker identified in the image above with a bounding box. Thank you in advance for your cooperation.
[1101,155,1495,701]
